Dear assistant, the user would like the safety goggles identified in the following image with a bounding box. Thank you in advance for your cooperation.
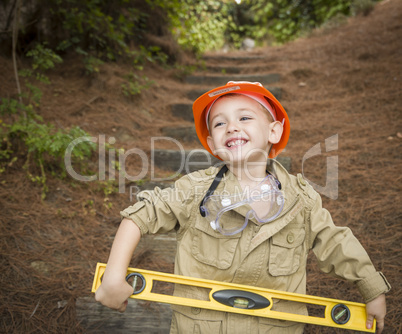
[200,173,284,236]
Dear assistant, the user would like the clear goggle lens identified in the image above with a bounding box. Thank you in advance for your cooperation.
[201,175,284,236]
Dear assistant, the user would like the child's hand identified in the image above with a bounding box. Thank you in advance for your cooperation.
[94,219,142,312]
[95,276,134,312]
[366,294,386,333]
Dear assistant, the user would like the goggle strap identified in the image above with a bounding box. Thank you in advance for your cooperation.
[266,163,281,190]
[199,165,282,217]
[199,165,229,217]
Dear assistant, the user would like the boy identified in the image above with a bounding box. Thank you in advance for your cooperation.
[95,81,390,333]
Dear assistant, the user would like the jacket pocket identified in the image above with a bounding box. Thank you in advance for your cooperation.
[191,218,241,270]
[258,318,304,334]
[170,307,223,334]
[268,223,306,276]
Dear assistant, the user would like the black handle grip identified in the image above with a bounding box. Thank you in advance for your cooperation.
[212,289,270,310]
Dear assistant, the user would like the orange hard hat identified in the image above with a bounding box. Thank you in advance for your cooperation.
[192,81,290,159]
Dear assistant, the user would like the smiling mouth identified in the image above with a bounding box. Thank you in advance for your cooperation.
[226,139,248,148]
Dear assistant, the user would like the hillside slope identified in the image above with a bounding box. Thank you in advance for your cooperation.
[0,0,401,332]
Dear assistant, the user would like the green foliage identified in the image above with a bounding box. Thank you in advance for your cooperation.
[53,0,135,59]
[14,121,95,166]
[99,179,118,203]
[147,0,377,51]
[0,98,32,116]
[239,0,353,44]
[4,0,382,63]
[19,43,63,84]
[150,0,232,55]
[49,0,167,71]
[84,55,105,74]
[23,83,43,107]
[26,43,63,72]
[131,46,169,70]
[121,73,154,97]
[0,35,96,199]
[173,63,199,80]
[16,44,63,110]
[0,99,96,199]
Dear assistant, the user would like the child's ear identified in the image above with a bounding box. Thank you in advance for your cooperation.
[207,136,216,154]
[268,121,283,144]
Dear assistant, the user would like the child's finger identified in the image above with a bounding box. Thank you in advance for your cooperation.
[117,299,129,313]
[376,316,385,334]
[365,314,374,330]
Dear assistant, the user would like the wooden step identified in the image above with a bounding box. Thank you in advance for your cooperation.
[204,66,243,74]
[186,86,282,101]
[76,297,172,333]
[202,54,267,62]
[170,103,194,122]
[152,149,222,174]
[161,126,198,143]
[170,86,282,122]
[204,65,278,75]
[152,149,291,173]
[77,231,177,333]
[185,73,280,86]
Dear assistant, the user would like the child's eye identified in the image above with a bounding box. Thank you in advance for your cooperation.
[240,116,252,121]
[214,122,224,128]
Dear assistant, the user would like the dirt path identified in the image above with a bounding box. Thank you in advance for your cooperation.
[0,0,401,333]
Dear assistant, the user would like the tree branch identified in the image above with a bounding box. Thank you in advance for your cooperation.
[12,0,26,118]
[4,0,18,33]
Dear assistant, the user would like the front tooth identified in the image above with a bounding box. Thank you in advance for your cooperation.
[228,139,246,147]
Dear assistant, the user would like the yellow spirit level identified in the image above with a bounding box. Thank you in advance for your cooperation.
[92,263,374,332]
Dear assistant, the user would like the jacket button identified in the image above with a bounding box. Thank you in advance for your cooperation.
[298,174,307,186]
[191,307,201,314]
[205,169,214,176]
[287,232,295,244]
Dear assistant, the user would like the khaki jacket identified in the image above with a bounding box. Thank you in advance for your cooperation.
[121,161,390,334]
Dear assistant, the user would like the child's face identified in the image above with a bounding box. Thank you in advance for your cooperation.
[206,95,283,164]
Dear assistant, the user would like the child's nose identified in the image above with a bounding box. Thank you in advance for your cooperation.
[226,120,239,133]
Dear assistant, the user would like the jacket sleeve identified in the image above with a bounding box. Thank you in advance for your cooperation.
[309,192,391,303]
[120,175,195,236]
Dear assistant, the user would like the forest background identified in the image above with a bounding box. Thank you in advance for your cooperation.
[1,0,400,333]
[0,0,381,201]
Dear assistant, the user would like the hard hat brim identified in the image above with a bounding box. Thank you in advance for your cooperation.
[192,82,290,160]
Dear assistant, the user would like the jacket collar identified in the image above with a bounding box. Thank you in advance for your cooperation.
[213,160,300,221]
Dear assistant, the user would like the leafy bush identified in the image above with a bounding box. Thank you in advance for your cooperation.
[0,0,170,74]
[45,0,171,69]
[149,0,233,55]
[121,73,154,98]
[0,0,383,60]
[0,99,96,199]
[26,44,63,72]
[53,0,141,59]
[237,0,353,44]
[17,43,63,109]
